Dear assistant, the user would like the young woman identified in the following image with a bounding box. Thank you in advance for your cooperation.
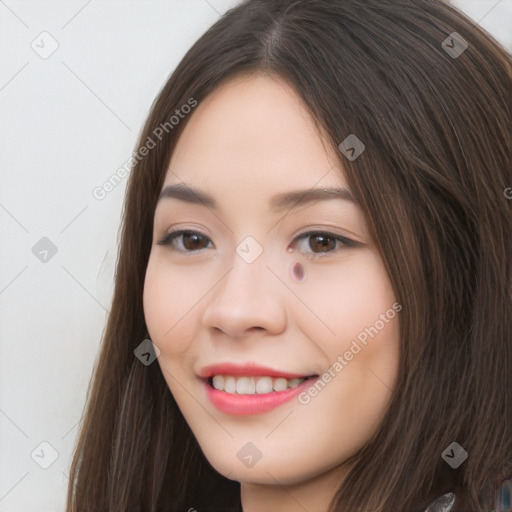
[66,1,511,511]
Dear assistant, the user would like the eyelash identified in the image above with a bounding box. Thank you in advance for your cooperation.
[156,229,362,259]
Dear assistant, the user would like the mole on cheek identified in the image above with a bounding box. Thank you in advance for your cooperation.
[291,262,305,282]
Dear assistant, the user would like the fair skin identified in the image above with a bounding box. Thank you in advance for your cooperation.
[143,72,400,512]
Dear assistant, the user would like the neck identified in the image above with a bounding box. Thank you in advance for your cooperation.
[240,463,350,512]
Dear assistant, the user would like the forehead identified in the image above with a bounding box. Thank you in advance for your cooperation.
[165,72,347,193]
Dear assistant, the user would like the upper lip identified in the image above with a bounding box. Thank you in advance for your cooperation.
[197,362,316,379]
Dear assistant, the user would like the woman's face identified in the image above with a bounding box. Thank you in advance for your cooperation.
[143,73,400,490]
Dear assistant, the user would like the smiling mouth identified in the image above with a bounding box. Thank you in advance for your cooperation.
[203,374,320,416]
[207,375,318,394]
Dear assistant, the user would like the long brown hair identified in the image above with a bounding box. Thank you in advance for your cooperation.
[66,1,511,510]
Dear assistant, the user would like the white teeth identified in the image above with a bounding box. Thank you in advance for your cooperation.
[287,378,302,388]
[224,376,236,394]
[273,377,288,392]
[255,376,273,394]
[212,375,224,390]
[210,375,306,394]
[236,376,255,394]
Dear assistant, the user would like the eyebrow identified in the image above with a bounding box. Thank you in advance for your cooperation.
[157,183,356,212]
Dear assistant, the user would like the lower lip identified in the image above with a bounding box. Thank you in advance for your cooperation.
[204,377,319,416]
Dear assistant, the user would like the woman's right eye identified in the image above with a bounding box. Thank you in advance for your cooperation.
[157,230,213,253]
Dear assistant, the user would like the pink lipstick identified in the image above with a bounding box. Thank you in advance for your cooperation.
[198,363,318,416]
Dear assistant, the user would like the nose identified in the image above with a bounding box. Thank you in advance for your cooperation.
[201,249,287,338]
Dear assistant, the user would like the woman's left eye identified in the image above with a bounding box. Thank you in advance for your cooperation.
[157,229,361,257]
[290,231,361,259]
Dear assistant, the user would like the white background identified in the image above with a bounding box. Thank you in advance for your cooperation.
[0,1,510,510]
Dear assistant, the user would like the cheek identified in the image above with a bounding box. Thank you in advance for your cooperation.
[299,249,401,403]
[142,254,205,354]
[302,250,398,341]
